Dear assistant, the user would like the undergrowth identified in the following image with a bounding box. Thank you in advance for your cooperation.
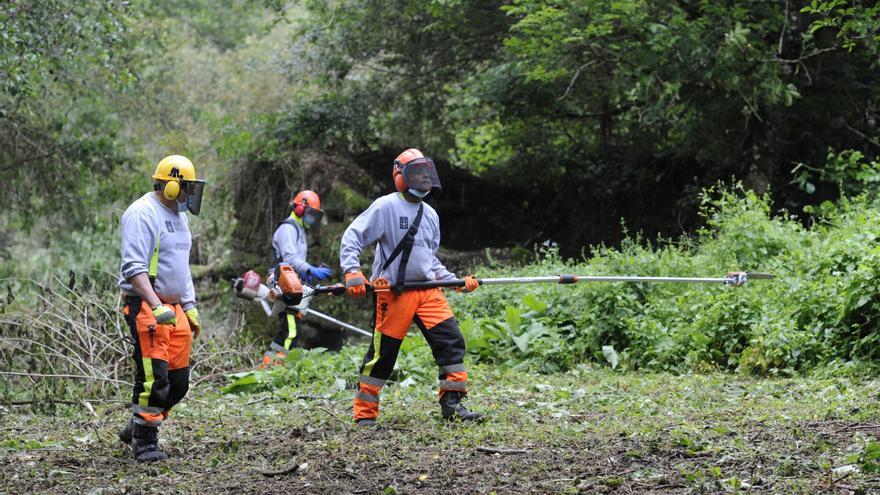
[6,183,880,405]
[447,185,880,376]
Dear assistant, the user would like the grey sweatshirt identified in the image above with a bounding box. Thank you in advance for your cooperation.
[272,214,309,275]
[340,192,455,285]
[118,192,196,310]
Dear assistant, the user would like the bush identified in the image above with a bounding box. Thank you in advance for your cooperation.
[450,185,880,375]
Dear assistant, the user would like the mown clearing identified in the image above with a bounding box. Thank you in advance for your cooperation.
[3,367,880,494]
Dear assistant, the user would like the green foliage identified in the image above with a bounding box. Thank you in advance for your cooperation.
[859,441,880,473]
[0,1,140,228]
[801,0,880,51]
[142,0,270,51]
[271,0,512,156]
[5,0,880,392]
[0,1,132,105]
[0,0,290,299]
[222,338,438,395]
[793,149,880,197]
[222,347,357,395]
[270,0,880,206]
[450,185,880,375]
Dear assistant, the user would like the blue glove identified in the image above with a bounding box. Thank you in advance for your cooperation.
[305,263,333,283]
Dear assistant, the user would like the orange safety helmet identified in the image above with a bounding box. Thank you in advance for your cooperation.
[392,148,442,195]
[288,190,324,226]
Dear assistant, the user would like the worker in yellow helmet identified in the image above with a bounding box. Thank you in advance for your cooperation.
[116,155,207,462]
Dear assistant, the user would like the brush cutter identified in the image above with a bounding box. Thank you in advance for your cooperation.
[231,265,371,337]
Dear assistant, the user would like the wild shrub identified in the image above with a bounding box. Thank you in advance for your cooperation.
[451,185,880,375]
[221,336,438,396]
[0,272,261,402]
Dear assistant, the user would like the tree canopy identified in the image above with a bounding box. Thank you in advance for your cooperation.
[2,0,880,255]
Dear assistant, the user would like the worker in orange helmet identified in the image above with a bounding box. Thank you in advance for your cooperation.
[339,148,482,427]
[261,190,332,367]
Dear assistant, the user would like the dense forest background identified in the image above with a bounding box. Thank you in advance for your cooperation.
[2,0,880,361]
[5,3,880,492]
[3,0,879,264]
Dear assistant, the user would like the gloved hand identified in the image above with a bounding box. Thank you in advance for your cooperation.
[185,308,201,338]
[152,304,176,325]
[307,263,333,282]
[344,270,370,298]
[726,271,747,287]
[455,275,480,293]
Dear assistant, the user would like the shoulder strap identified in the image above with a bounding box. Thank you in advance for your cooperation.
[274,218,303,264]
[381,203,424,295]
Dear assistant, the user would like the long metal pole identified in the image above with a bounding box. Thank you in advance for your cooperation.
[480,276,728,285]
[311,272,773,295]
[302,308,372,337]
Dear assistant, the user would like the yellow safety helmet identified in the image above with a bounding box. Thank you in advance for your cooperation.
[152,155,207,215]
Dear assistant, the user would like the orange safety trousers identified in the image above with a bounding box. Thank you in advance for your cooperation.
[354,287,469,421]
[123,297,191,426]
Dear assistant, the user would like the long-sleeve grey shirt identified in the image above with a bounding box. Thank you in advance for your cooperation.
[340,192,455,285]
[272,214,309,275]
[118,192,196,310]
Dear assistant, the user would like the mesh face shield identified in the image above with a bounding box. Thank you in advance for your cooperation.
[183,180,206,215]
[402,157,442,193]
[302,206,324,227]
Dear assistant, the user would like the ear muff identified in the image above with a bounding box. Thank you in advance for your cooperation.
[163,180,181,200]
[294,203,306,217]
[392,161,407,193]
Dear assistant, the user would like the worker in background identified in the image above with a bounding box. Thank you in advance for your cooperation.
[262,190,332,366]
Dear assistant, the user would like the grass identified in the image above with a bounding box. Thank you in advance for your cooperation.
[3,361,880,494]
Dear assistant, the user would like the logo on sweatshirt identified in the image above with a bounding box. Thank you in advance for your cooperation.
[165,221,174,233]
[399,217,409,230]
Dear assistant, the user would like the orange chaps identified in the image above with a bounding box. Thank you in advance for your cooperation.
[123,297,191,426]
[354,288,469,421]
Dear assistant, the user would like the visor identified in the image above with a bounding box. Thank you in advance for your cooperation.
[302,206,324,227]
[402,157,441,193]
[183,180,206,215]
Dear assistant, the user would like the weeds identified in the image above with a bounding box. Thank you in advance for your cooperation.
[7,183,880,406]
[0,272,261,405]
[451,185,880,375]
[0,274,131,400]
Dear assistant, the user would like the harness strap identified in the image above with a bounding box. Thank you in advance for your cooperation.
[274,217,303,265]
[381,203,424,295]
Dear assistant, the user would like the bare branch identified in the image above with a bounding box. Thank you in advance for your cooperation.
[558,60,599,101]
[0,371,131,386]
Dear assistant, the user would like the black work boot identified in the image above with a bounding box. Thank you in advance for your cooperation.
[131,423,168,462]
[118,418,133,445]
[355,418,377,428]
[440,391,484,422]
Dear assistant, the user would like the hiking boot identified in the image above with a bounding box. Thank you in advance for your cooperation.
[440,391,483,422]
[355,418,377,427]
[132,423,168,462]
[118,418,133,445]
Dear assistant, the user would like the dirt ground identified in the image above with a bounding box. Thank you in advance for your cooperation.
[3,370,880,494]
